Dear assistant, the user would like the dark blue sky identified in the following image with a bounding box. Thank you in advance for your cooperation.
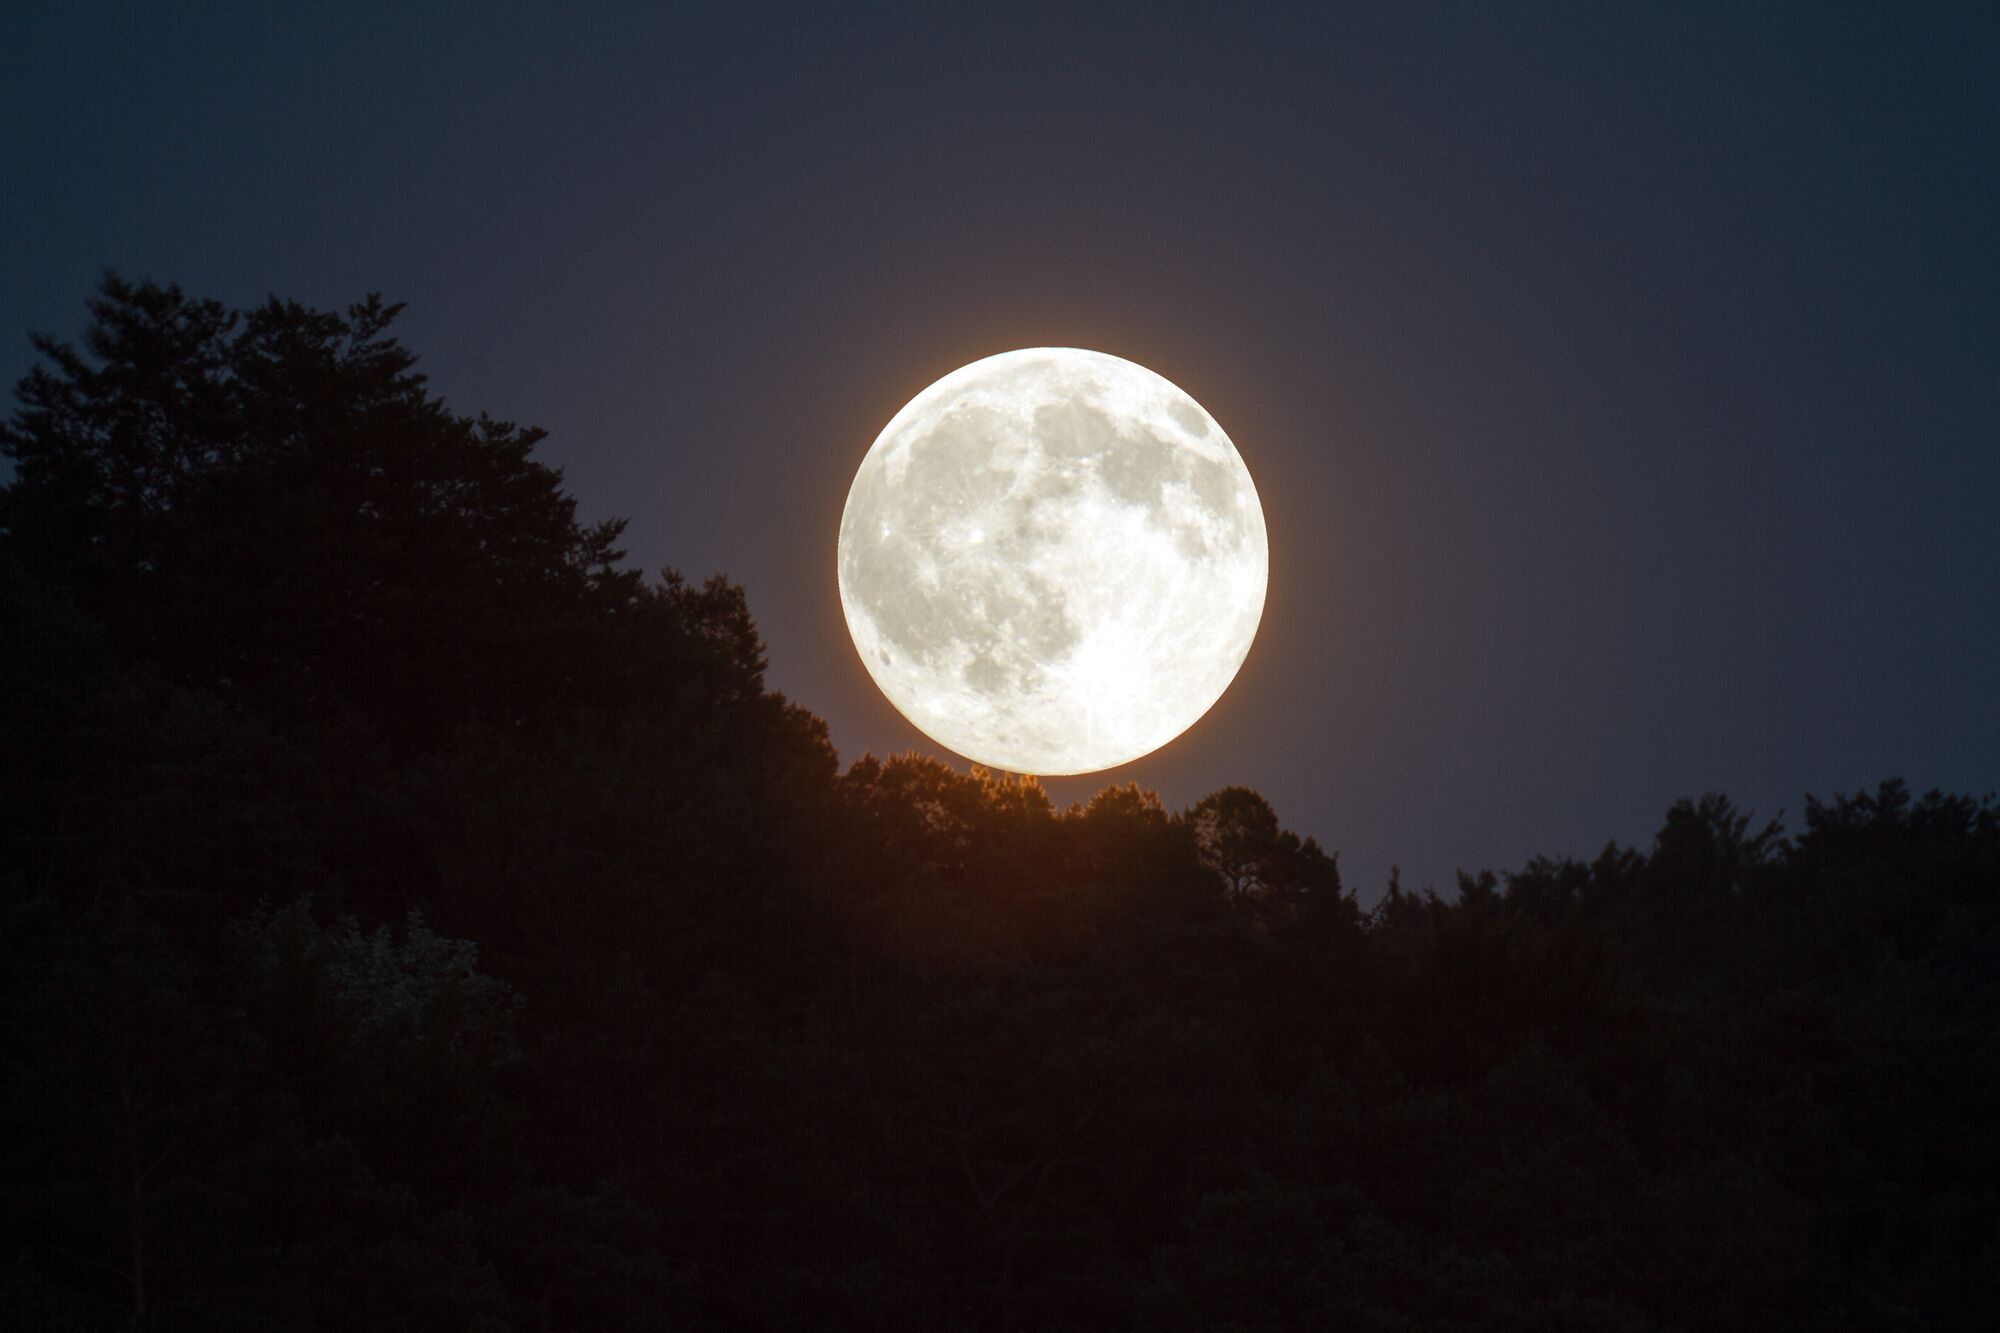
[6,4,1996,899]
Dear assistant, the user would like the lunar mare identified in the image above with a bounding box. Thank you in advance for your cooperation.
[838,348,1267,775]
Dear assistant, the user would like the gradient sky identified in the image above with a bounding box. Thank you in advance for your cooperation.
[6,4,1996,901]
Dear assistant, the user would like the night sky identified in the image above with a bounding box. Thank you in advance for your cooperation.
[6,4,1995,901]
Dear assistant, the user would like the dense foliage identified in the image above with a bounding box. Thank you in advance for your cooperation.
[4,279,1995,1330]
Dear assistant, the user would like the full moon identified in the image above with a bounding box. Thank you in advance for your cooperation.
[838,348,1268,776]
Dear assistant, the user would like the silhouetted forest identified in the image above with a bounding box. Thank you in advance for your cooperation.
[3,278,1996,1331]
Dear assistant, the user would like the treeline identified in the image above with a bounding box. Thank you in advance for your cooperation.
[2,279,1995,1330]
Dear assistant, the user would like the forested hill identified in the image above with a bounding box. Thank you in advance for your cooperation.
[4,279,1996,1331]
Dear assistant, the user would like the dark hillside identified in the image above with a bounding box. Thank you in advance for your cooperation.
[4,280,1995,1330]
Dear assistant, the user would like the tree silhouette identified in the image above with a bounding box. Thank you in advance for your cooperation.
[3,278,1996,1329]
[2,274,638,756]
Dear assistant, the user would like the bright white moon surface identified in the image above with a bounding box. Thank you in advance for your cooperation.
[838,348,1268,775]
